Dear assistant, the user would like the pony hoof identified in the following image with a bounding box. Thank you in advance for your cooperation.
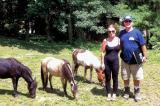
[64,93,68,97]
[42,88,46,91]
[101,83,105,87]
[89,80,93,83]
[12,93,18,97]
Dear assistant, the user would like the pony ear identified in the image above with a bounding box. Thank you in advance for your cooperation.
[34,77,38,86]
[34,77,36,81]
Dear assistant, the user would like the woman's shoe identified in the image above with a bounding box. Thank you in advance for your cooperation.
[107,93,112,101]
[111,93,117,101]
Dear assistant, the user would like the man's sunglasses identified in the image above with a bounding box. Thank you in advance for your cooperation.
[124,20,132,23]
[108,30,115,33]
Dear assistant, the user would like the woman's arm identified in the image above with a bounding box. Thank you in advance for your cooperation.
[100,39,107,65]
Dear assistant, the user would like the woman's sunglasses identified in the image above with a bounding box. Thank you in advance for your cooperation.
[108,30,115,34]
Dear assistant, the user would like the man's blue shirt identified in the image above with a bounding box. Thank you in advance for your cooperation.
[119,28,146,63]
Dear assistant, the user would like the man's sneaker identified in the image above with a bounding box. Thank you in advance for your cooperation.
[135,92,141,102]
[134,88,141,102]
[107,93,112,101]
[111,93,117,101]
[123,87,130,99]
[123,93,129,99]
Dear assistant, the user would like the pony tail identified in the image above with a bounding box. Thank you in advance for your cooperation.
[41,64,48,89]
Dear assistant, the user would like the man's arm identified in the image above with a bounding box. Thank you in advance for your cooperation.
[141,45,147,62]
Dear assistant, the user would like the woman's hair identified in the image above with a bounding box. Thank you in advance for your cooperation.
[107,24,115,29]
[107,24,116,32]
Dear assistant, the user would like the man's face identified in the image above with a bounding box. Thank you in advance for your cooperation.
[123,19,133,28]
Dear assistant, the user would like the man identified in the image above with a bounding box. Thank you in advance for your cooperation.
[119,15,147,101]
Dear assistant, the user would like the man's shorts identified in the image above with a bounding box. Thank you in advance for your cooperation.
[121,60,143,80]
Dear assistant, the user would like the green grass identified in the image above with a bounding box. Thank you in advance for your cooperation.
[0,36,159,106]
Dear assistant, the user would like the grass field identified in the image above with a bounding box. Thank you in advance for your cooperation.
[0,36,159,106]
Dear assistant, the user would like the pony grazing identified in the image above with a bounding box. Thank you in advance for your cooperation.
[0,58,37,98]
[41,57,78,98]
[72,49,105,85]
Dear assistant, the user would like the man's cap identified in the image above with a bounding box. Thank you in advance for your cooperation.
[123,15,132,21]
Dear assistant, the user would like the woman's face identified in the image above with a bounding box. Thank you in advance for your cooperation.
[107,27,116,38]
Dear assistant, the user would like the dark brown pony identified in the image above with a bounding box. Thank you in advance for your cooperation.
[72,48,105,85]
[41,57,78,98]
[0,58,37,98]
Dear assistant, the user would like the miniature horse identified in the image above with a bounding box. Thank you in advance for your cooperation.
[0,58,37,98]
[41,57,78,98]
[72,49,105,85]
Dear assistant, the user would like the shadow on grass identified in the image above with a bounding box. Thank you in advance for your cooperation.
[0,88,29,97]
[0,36,72,54]
[0,36,100,54]
[116,88,134,98]
[75,75,101,85]
[91,87,131,98]
[38,87,74,100]
[91,87,106,96]
[74,75,91,84]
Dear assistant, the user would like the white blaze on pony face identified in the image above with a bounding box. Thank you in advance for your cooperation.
[42,57,64,77]
[76,50,101,69]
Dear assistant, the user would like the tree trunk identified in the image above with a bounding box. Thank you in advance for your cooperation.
[45,15,53,42]
[25,20,30,42]
[68,14,73,43]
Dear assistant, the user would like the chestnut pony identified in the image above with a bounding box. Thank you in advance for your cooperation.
[72,49,105,85]
[41,57,78,98]
[0,58,37,98]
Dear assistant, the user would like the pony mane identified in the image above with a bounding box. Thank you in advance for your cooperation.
[62,59,74,82]
[8,58,33,81]
[73,48,86,53]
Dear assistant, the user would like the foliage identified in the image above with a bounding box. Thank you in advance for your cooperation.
[0,0,160,48]
[132,5,152,28]
[112,3,152,28]
[73,0,111,34]
[112,3,131,18]
[27,0,68,33]
[149,29,160,50]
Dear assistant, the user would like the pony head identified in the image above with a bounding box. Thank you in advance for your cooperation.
[28,78,37,98]
[71,81,78,98]
[96,68,105,86]
[62,60,78,98]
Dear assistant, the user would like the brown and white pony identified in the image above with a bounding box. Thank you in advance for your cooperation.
[41,57,78,98]
[72,49,105,85]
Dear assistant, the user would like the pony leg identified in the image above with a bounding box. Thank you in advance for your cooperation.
[61,78,68,96]
[49,74,53,90]
[41,65,48,90]
[12,77,19,97]
[74,64,79,76]
[84,67,87,80]
[89,67,93,83]
[41,72,48,90]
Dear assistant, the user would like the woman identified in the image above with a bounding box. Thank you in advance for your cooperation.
[101,25,120,101]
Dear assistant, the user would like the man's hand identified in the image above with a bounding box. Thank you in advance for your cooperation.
[142,57,147,63]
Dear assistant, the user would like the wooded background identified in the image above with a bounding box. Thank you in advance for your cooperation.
[0,0,160,49]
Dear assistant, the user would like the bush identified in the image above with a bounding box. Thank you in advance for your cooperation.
[149,35,160,50]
